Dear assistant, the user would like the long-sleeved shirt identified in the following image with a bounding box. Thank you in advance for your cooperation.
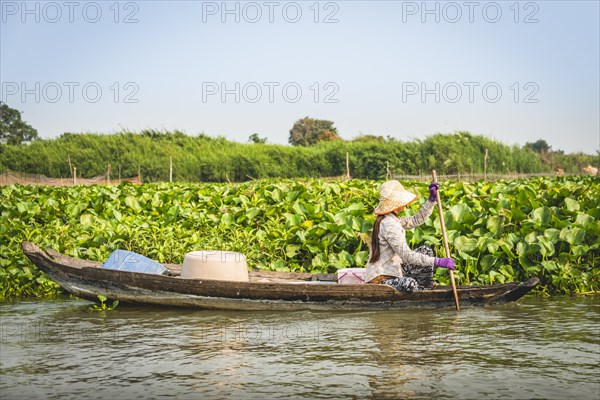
[364,200,436,283]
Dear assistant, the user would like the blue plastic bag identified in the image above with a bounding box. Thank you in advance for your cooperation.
[103,250,169,275]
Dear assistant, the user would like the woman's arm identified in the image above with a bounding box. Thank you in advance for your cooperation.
[400,200,435,230]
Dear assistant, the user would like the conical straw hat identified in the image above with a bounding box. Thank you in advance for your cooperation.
[374,180,418,215]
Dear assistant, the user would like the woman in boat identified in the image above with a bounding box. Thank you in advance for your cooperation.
[365,180,456,292]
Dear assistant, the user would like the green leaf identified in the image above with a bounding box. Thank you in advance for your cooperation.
[512,208,527,222]
[571,245,588,256]
[270,259,287,271]
[221,213,234,225]
[16,202,34,214]
[531,207,551,226]
[286,245,300,258]
[487,241,499,254]
[560,227,585,246]
[112,209,122,221]
[422,235,440,246]
[44,198,59,209]
[459,252,477,262]
[500,208,512,221]
[246,207,260,220]
[537,235,555,256]
[345,203,366,216]
[292,202,306,216]
[541,261,558,272]
[167,205,180,218]
[517,190,532,207]
[489,270,506,284]
[564,198,580,212]
[486,216,504,232]
[499,264,514,278]
[350,216,362,231]
[360,219,373,233]
[80,213,94,226]
[66,203,86,218]
[449,203,470,222]
[500,241,515,259]
[354,251,369,266]
[284,213,302,227]
[454,236,477,253]
[480,254,497,270]
[271,189,282,202]
[124,196,142,213]
[524,231,538,244]
[311,253,327,268]
[337,250,354,267]
[285,191,300,202]
[544,228,561,242]
[516,242,528,257]
[575,213,593,227]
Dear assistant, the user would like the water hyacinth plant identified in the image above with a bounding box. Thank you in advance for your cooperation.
[90,295,119,311]
[0,177,598,299]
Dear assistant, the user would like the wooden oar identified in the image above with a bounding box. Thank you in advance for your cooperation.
[432,170,460,310]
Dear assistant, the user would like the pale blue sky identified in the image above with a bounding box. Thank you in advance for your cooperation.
[1,0,599,153]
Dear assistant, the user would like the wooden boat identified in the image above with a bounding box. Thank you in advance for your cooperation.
[22,242,540,311]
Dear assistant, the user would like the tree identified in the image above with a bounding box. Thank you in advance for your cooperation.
[288,117,340,146]
[248,133,267,144]
[0,103,39,145]
[525,139,551,154]
[352,134,385,143]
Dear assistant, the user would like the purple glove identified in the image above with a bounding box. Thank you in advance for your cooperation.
[428,182,440,202]
[434,257,455,270]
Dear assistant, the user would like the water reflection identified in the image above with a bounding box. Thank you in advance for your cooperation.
[1,296,599,399]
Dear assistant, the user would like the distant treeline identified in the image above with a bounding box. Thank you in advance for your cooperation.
[0,131,596,182]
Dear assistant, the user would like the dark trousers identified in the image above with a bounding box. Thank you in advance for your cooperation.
[380,246,435,292]
[402,246,434,289]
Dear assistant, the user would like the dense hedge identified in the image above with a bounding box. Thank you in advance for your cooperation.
[1,131,579,182]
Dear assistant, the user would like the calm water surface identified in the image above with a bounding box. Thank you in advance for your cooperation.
[1,295,598,399]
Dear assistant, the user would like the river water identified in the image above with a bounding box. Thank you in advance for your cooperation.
[1,295,598,400]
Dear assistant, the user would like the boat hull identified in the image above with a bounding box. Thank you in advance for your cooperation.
[21,242,540,311]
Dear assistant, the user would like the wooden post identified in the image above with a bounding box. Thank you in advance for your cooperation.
[118,165,121,183]
[483,148,488,182]
[106,163,111,185]
[73,167,77,185]
[169,156,173,183]
[345,152,350,180]
[432,170,460,311]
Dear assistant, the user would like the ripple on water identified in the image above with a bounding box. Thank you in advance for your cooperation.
[1,295,599,399]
